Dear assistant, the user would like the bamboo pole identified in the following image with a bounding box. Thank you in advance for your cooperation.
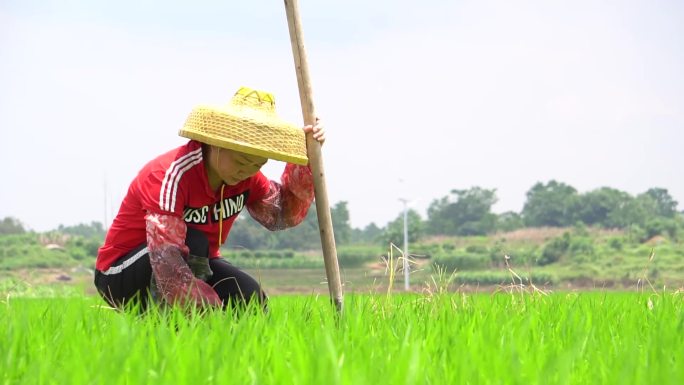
[284,0,344,313]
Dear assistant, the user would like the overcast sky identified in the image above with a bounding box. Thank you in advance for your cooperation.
[1,0,682,232]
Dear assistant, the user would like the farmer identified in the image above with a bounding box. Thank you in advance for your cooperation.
[94,86,324,311]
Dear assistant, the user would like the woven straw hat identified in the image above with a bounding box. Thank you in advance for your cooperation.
[179,87,307,165]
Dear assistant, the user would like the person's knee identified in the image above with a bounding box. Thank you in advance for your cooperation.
[207,258,267,311]
[245,288,268,305]
[225,285,267,312]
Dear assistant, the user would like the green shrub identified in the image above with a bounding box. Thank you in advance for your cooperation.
[410,244,444,258]
[465,245,488,254]
[627,225,648,243]
[453,271,557,285]
[644,218,680,241]
[432,254,489,271]
[84,239,101,257]
[68,248,88,261]
[498,250,538,266]
[569,237,595,257]
[337,246,381,268]
[608,237,624,251]
[230,257,324,269]
[539,233,570,265]
[5,245,20,258]
[572,222,590,237]
[0,247,73,270]
[267,250,283,259]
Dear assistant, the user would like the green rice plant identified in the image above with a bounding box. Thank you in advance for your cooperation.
[422,263,459,297]
[0,277,83,299]
[1,292,683,385]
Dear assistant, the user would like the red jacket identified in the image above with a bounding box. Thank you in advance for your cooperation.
[97,140,313,271]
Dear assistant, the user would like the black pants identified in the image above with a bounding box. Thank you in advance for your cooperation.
[94,228,267,311]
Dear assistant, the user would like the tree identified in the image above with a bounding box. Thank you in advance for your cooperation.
[381,209,424,246]
[607,194,658,229]
[57,221,106,239]
[225,214,279,250]
[0,217,25,235]
[274,206,320,250]
[522,180,578,227]
[575,187,631,227]
[330,201,352,245]
[643,217,680,241]
[426,187,498,236]
[642,188,678,218]
[496,211,524,232]
[426,196,455,235]
[225,201,354,250]
[351,222,383,244]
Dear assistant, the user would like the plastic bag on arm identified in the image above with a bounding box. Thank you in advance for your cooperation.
[145,213,220,308]
[247,163,315,231]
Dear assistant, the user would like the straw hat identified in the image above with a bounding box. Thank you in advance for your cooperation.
[179,86,308,165]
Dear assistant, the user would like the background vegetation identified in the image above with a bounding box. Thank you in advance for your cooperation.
[1,181,682,288]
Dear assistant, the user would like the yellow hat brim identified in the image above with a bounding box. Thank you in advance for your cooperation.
[179,105,308,165]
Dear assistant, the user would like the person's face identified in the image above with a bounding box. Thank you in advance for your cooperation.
[211,147,268,185]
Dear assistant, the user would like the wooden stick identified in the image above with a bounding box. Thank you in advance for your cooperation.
[284,0,344,313]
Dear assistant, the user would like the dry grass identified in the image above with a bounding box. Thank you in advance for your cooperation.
[420,226,626,248]
[636,248,658,294]
[495,227,568,243]
[495,227,625,243]
[493,254,550,297]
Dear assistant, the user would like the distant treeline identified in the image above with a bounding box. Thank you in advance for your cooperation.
[1,180,682,252]
[228,180,683,250]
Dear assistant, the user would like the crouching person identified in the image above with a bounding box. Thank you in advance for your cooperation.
[94,86,325,312]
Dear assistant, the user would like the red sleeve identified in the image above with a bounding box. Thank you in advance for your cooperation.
[246,164,314,231]
[136,166,188,217]
[145,213,220,308]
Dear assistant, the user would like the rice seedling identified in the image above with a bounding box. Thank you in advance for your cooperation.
[1,288,682,384]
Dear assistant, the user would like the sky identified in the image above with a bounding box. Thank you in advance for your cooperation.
[1,0,683,232]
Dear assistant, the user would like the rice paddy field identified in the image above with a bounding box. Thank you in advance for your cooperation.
[1,290,683,385]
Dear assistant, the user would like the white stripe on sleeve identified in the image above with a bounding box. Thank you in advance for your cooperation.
[168,156,203,212]
[158,148,202,211]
